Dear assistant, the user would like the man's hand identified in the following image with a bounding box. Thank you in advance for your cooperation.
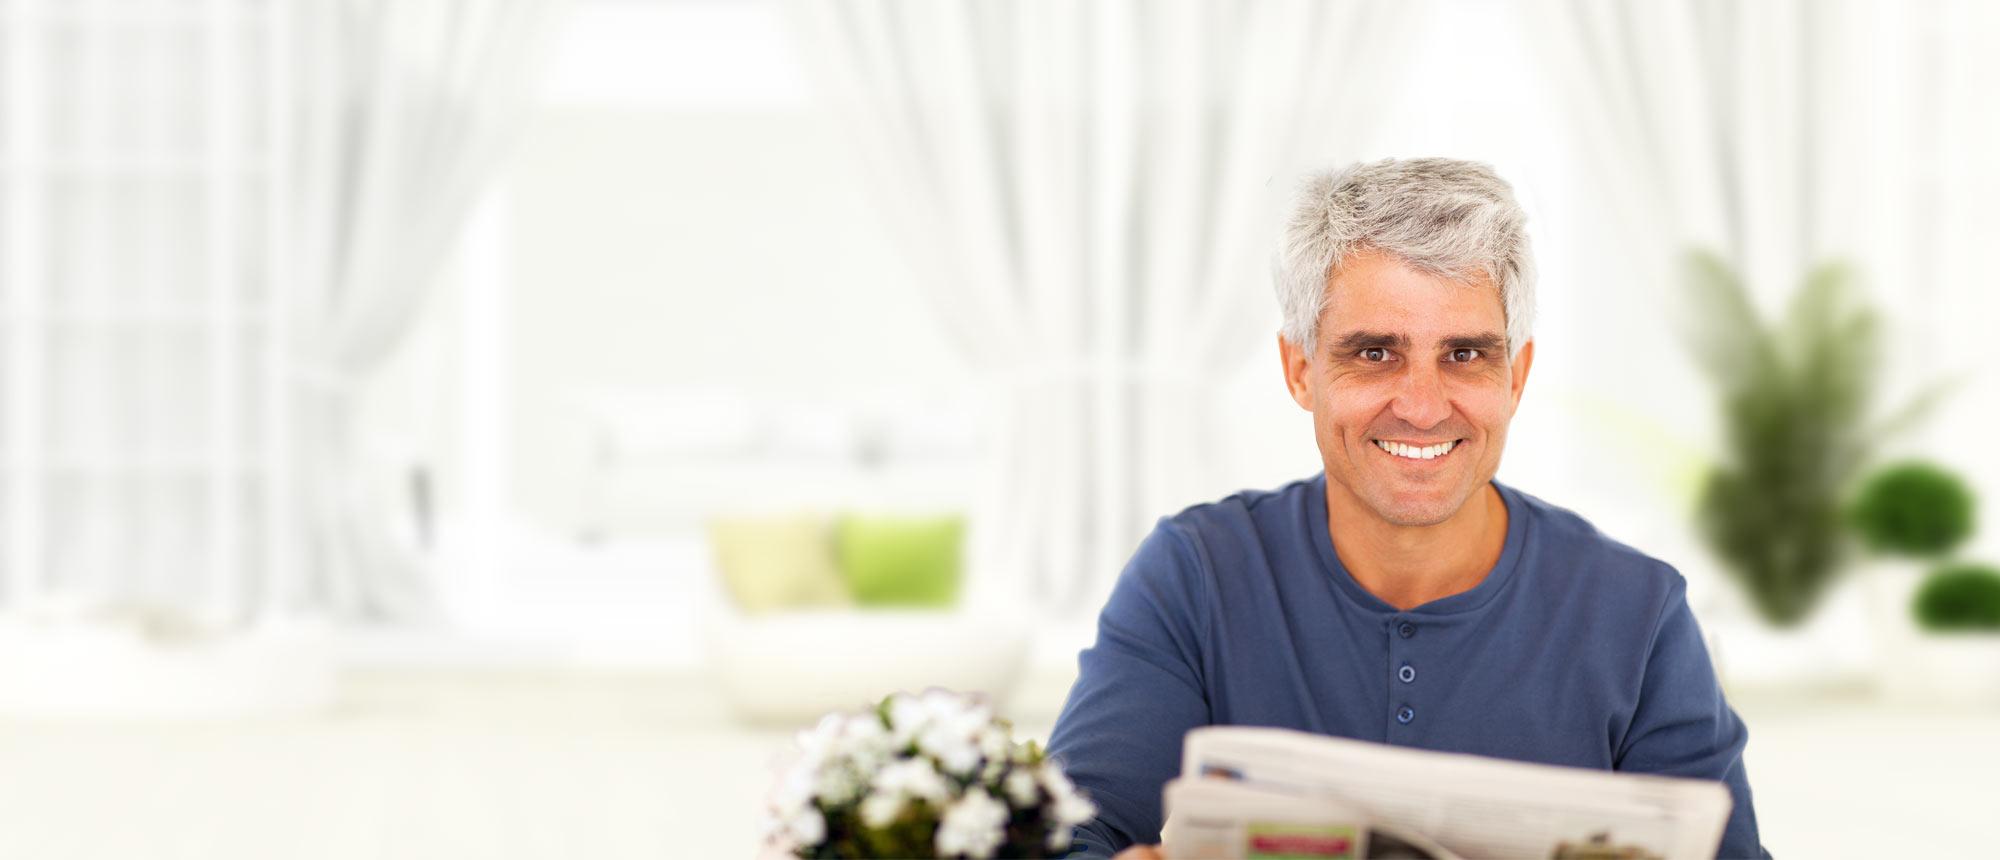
[1111,845,1164,860]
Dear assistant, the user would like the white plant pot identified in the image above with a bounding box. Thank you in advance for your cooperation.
[1890,634,2000,707]
[1704,575,1873,694]
[701,607,1032,727]
[1865,563,2000,706]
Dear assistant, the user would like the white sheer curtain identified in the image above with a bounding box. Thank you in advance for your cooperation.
[0,1,555,625]
[280,0,559,621]
[1523,0,1881,298]
[0,0,281,621]
[789,0,1419,611]
[1526,0,2000,496]
[1523,0,2000,663]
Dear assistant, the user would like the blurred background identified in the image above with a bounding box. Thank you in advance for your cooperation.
[0,0,1997,857]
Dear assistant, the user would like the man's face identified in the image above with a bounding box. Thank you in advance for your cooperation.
[1280,250,1534,527]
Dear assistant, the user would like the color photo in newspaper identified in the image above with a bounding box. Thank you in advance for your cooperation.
[1162,726,1732,860]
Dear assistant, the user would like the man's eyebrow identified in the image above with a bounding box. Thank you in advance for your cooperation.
[1442,332,1507,352]
[1328,331,1412,353]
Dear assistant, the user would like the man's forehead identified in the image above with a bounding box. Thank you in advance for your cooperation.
[1322,271,1503,305]
[1320,255,1506,333]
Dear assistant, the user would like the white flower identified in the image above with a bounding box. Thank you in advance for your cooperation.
[1038,762,1081,802]
[842,711,889,745]
[771,766,814,818]
[840,716,894,773]
[888,689,987,745]
[756,810,781,843]
[976,725,1010,761]
[784,806,826,848]
[1053,791,1097,827]
[886,693,928,743]
[1003,769,1040,808]
[918,723,983,777]
[872,757,949,803]
[980,757,1008,784]
[795,713,846,763]
[935,790,1009,859]
[1047,824,1074,853]
[923,688,984,723]
[813,762,865,806]
[859,790,905,829]
[1039,762,1097,826]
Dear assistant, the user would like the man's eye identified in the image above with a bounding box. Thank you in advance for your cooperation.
[1359,348,1391,362]
[1448,348,1481,362]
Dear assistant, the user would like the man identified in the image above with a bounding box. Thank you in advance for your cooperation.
[1045,158,1768,859]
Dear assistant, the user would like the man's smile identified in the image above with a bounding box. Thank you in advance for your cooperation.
[1371,438,1463,462]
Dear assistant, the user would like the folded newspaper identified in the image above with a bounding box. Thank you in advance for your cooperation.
[1161,727,1732,860]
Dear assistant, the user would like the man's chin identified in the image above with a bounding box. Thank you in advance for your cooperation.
[1364,487,1470,528]
[1371,506,1456,528]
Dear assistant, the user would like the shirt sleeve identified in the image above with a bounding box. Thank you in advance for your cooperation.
[1615,575,1772,859]
[1045,520,1213,859]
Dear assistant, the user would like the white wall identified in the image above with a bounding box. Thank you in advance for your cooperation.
[353,0,2000,664]
[501,108,971,528]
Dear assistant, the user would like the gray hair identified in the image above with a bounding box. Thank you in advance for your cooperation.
[1273,157,1536,358]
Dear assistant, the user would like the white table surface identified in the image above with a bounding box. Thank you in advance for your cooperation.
[0,667,1992,859]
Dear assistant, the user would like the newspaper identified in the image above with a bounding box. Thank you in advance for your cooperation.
[1162,726,1733,860]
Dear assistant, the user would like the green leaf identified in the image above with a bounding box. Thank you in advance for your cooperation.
[1678,249,1948,626]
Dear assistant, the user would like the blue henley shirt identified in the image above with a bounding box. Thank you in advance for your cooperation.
[1046,474,1768,859]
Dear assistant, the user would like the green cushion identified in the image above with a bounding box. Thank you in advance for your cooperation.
[709,515,852,613]
[836,515,965,607]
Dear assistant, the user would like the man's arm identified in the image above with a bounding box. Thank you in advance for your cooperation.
[1616,575,1771,859]
[1045,521,1213,859]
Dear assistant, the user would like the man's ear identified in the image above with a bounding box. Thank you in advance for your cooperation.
[1279,333,1314,411]
[1508,337,1535,409]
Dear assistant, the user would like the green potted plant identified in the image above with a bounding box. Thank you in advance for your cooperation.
[1849,462,1976,559]
[1680,252,1899,627]
[1898,563,2000,705]
[1913,564,2000,629]
[1848,461,2000,704]
[1677,252,1964,691]
[1840,460,2000,704]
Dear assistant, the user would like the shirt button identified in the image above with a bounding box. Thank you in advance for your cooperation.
[1396,705,1415,724]
[1398,622,1416,639]
[1398,664,1416,684]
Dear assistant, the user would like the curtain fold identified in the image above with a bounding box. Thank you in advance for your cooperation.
[1521,0,1875,303]
[790,0,1419,611]
[1523,0,2000,464]
[278,0,560,622]
[1523,0,2000,631]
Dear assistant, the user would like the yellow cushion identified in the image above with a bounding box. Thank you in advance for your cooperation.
[709,515,852,613]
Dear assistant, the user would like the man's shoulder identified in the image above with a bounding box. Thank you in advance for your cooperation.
[1503,483,1689,604]
[1113,475,1322,591]
[1153,474,1320,546]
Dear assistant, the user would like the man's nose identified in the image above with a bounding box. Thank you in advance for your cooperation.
[1389,364,1452,429]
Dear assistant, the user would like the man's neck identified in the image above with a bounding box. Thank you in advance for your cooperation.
[1324,480,1509,611]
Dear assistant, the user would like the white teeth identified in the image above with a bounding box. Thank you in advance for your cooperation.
[1376,439,1456,460]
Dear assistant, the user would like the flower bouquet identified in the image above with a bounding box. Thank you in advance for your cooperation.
[763,689,1097,859]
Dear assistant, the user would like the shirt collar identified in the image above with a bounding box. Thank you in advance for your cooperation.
[1305,472,1530,617]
